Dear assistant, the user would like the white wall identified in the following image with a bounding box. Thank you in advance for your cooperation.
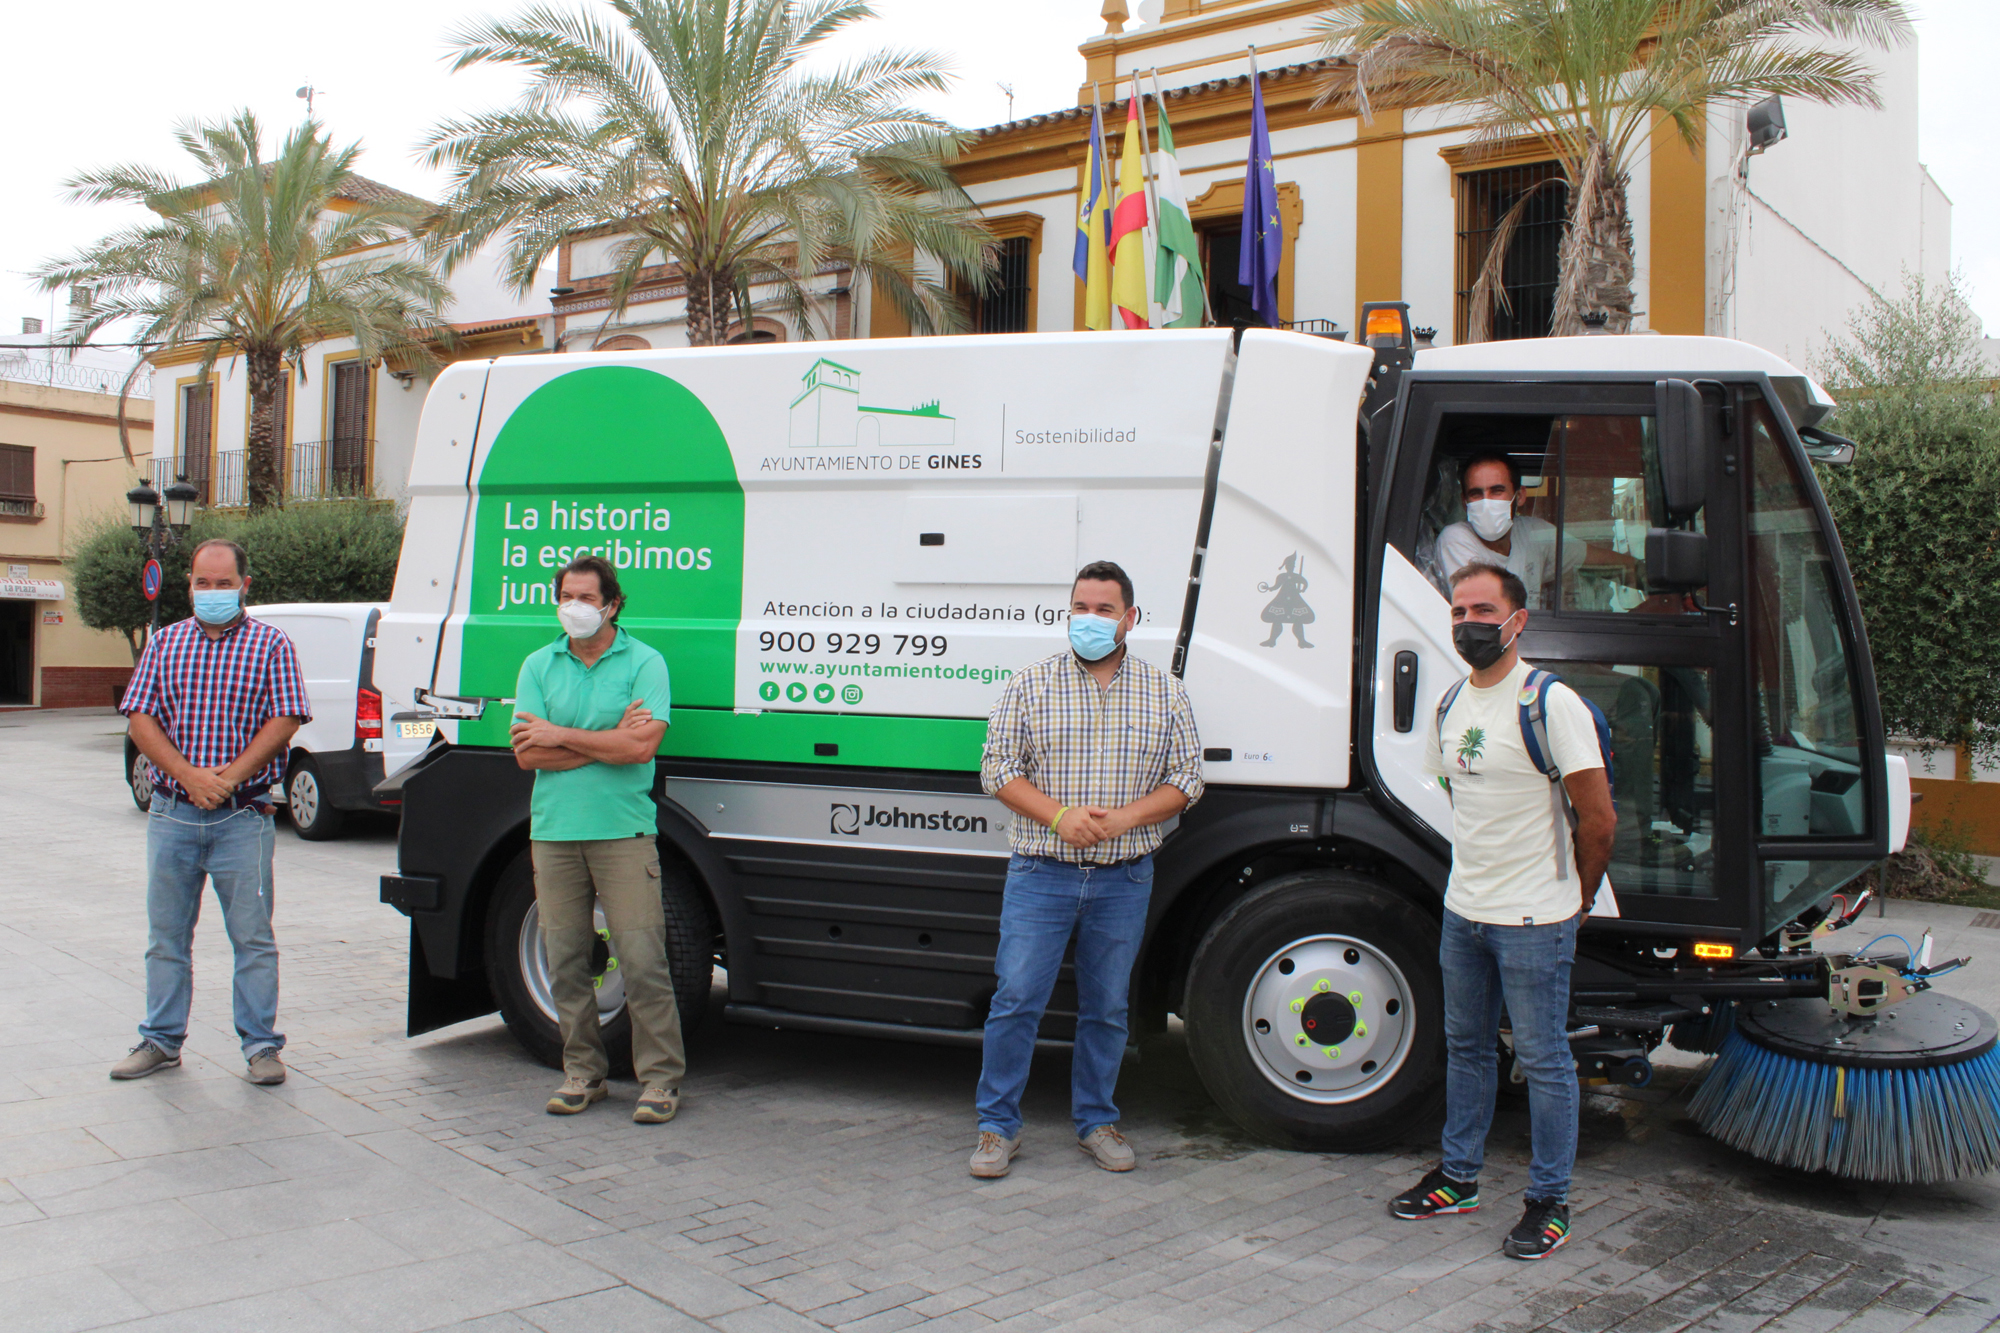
[1712,43,1940,367]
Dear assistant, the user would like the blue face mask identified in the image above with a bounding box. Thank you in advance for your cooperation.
[1068,612,1124,662]
[191,589,242,625]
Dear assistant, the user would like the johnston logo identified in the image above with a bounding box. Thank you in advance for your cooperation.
[829,802,990,836]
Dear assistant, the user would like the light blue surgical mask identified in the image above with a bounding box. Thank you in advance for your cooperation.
[191,589,242,625]
[1068,613,1124,662]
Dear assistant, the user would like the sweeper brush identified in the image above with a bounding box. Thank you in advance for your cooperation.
[1688,992,2000,1183]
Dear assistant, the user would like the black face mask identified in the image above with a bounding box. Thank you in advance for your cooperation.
[1452,612,1521,670]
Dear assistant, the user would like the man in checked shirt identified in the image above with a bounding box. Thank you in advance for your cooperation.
[971,561,1203,1178]
[112,539,311,1086]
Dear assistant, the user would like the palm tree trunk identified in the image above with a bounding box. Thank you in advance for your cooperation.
[245,347,285,512]
[1552,135,1636,337]
[684,268,734,347]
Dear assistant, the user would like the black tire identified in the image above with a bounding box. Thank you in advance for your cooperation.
[125,740,152,813]
[1184,871,1444,1151]
[485,843,716,1073]
[285,753,345,841]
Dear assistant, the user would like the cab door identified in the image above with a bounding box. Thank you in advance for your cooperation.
[1364,376,1752,935]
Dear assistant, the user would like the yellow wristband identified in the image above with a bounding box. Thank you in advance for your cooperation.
[1050,806,1070,832]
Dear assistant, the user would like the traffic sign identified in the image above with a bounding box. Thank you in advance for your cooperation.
[141,559,162,602]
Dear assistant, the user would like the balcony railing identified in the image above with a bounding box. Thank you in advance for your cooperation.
[290,439,372,501]
[154,441,373,508]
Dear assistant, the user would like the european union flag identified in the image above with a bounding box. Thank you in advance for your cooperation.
[1238,54,1281,327]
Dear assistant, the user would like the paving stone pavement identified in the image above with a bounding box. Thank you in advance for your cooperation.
[2,707,1997,1333]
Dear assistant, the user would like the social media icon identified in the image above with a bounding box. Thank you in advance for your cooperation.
[786,682,809,703]
[814,683,835,703]
[841,684,863,705]
[759,681,780,702]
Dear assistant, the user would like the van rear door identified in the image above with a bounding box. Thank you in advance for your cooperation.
[377,361,493,744]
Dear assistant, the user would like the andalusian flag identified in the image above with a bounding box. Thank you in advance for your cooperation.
[1072,99,1113,331]
[1150,85,1205,328]
[1108,86,1150,330]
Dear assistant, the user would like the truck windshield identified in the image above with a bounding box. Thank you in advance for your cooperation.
[1746,398,1867,842]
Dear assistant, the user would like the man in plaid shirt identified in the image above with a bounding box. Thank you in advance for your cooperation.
[970,561,1203,1178]
[113,539,311,1085]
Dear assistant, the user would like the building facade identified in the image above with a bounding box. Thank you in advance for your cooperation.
[934,0,1948,366]
[0,376,152,709]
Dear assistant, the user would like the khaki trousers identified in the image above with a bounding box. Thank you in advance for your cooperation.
[531,836,686,1089]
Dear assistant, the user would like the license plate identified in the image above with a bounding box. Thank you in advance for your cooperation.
[397,720,437,739]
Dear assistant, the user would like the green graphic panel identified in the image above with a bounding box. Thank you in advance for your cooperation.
[461,367,744,747]
[661,709,987,771]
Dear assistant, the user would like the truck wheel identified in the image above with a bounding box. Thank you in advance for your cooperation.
[285,754,345,841]
[126,740,152,813]
[1183,871,1443,1151]
[485,845,715,1073]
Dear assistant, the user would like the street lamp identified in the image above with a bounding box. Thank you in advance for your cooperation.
[127,478,199,634]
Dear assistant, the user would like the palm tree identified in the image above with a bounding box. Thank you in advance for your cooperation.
[1314,0,1912,338]
[422,0,994,346]
[35,112,450,511]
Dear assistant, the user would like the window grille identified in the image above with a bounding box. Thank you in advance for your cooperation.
[1455,161,1568,342]
[975,235,1033,334]
[330,361,370,495]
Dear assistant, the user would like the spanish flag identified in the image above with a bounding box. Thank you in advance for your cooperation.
[1109,84,1151,330]
[1072,99,1113,331]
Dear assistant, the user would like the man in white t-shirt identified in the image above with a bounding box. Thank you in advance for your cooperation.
[1388,561,1616,1262]
[1434,454,1584,610]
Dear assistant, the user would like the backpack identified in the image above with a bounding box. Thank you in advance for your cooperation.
[1434,667,1615,883]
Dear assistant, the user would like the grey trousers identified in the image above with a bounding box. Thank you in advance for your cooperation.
[531,836,686,1089]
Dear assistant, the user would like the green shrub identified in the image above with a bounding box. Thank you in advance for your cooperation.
[69,501,404,660]
[233,501,404,606]
[1815,273,2000,770]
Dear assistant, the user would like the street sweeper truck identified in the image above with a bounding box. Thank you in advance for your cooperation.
[374,310,1999,1183]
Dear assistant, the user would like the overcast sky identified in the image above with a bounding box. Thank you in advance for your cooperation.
[5,0,1993,344]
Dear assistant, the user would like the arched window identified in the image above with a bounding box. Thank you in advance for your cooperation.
[593,335,652,352]
[725,318,786,344]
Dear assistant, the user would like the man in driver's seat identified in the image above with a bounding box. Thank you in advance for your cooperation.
[1435,454,1580,610]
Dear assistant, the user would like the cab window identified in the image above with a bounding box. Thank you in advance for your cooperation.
[1746,400,1868,857]
[1416,410,1705,614]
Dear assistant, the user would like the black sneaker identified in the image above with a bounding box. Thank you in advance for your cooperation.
[1503,1197,1571,1260]
[1389,1167,1480,1219]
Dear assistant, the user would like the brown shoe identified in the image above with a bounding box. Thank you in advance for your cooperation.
[1077,1125,1136,1172]
[110,1042,180,1080]
[246,1050,287,1085]
[633,1087,680,1124]
[969,1130,1020,1178]
[546,1076,607,1115]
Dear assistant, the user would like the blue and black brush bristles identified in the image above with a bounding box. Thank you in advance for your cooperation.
[1689,1030,2000,1183]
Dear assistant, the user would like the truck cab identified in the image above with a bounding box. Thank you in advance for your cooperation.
[376,323,1905,1150]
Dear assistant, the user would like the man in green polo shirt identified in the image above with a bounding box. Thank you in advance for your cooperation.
[510,554,684,1123]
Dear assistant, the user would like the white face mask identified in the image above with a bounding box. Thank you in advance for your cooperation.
[1466,497,1515,542]
[557,599,606,639]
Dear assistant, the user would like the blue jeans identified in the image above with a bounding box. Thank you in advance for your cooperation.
[140,794,284,1060]
[976,853,1153,1140]
[1439,908,1578,1201]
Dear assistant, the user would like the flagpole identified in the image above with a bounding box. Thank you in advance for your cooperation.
[1133,72,1165,329]
[1150,66,1216,327]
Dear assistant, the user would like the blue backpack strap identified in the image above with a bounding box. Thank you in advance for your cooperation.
[1519,669,1562,780]
[1434,676,1468,798]
[1434,677,1468,758]
[1519,668,1574,882]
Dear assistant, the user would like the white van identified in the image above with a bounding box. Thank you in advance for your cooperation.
[123,601,431,838]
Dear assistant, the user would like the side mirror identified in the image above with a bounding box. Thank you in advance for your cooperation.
[1645,529,1709,591]
[1654,379,1706,521]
